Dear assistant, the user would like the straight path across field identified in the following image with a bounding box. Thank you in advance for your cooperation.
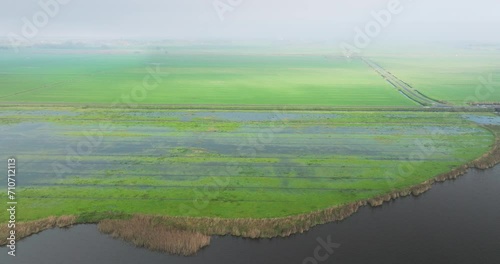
[362,57,447,107]
[370,51,500,106]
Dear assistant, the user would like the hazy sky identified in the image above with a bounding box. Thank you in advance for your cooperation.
[1,0,499,42]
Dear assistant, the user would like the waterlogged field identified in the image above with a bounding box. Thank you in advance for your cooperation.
[372,50,500,105]
[0,50,416,107]
[0,109,495,222]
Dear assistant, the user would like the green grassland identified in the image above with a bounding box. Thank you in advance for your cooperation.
[0,109,495,222]
[0,50,416,106]
[2,47,499,107]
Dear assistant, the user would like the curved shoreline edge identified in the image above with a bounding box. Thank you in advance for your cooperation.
[2,125,499,256]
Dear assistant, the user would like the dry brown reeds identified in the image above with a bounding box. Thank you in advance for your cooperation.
[0,215,76,246]
[98,215,210,256]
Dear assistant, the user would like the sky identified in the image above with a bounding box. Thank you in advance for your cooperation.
[0,0,499,43]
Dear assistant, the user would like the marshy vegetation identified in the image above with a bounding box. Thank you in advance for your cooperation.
[1,108,499,255]
[0,216,76,247]
[98,215,210,256]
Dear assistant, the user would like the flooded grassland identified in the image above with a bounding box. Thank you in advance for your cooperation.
[1,108,499,255]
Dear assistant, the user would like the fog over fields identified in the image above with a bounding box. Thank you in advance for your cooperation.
[1,0,499,42]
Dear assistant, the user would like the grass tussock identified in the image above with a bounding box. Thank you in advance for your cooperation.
[0,215,76,246]
[98,215,210,256]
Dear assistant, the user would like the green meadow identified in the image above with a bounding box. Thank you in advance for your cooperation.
[0,50,416,106]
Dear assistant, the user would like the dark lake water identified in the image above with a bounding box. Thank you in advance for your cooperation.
[1,166,499,264]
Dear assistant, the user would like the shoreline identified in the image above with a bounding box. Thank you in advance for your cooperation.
[2,125,499,255]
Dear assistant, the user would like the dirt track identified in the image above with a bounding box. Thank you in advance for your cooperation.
[361,57,449,107]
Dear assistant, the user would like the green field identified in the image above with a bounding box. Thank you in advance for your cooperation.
[0,109,495,221]
[3,47,498,107]
[0,50,416,106]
